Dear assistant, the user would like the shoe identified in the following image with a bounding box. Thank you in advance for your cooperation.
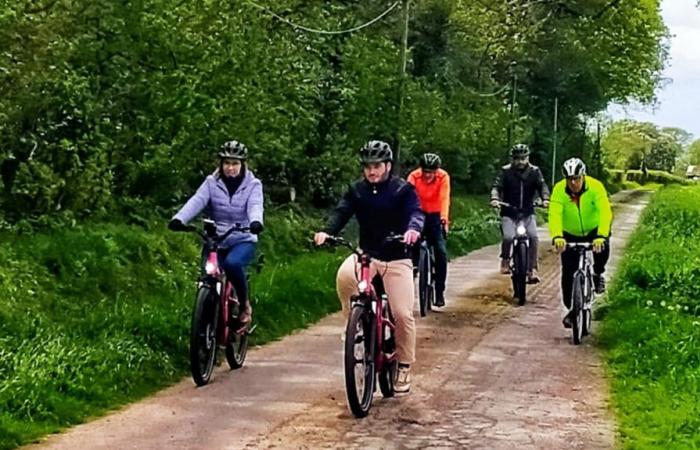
[527,269,540,284]
[238,303,252,325]
[562,314,572,329]
[593,274,606,294]
[434,292,445,307]
[394,365,411,394]
[500,259,511,275]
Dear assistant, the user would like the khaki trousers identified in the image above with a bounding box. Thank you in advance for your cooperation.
[336,254,416,364]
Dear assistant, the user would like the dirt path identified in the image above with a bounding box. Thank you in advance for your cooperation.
[26,191,650,450]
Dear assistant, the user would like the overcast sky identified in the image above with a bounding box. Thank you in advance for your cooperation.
[607,0,700,140]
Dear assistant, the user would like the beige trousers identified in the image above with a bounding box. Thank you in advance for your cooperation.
[336,254,416,364]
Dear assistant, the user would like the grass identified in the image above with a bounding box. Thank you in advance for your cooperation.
[598,184,700,449]
[0,193,500,449]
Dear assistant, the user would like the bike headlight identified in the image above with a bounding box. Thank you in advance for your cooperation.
[516,224,527,236]
[357,280,368,292]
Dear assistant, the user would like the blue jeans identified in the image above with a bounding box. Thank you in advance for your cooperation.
[219,242,257,307]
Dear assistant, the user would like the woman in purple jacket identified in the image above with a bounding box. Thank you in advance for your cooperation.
[168,140,264,326]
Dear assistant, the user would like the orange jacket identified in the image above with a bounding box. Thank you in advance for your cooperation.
[407,168,451,223]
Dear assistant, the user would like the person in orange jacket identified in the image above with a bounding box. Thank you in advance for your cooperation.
[407,153,450,306]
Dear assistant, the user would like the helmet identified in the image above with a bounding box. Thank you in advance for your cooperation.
[562,157,586,177]
[359,140,393,163]
[510,143,530,158]
[219,140,248,160]
[419,153,441,170]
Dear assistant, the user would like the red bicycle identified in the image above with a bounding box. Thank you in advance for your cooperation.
[322,235,404,418]
[175,219,255,386]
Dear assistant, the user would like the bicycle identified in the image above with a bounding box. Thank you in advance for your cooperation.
[320,234,404,418]
[175,219,258,386]
[494,201,542,306]
[565,242,595,345]
[415,237,437,317]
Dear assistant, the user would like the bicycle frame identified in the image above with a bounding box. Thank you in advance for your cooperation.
[353,252,396,374]
[568,242,594,301]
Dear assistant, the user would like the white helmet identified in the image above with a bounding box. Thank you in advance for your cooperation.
[562,158,586,177]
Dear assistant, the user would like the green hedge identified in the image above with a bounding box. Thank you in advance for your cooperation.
[599,185,700,449]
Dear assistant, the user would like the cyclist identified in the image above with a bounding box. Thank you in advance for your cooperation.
[314,140,423,394]
[168,140,264,327]
[407,152,450,307]
[548,157,612,328]
[490,144,550,283]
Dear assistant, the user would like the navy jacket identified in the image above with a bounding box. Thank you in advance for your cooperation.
[324,176,424,261]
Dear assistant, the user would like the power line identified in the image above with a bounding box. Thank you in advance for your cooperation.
[246,1,401,35]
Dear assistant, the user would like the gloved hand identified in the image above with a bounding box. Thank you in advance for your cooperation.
[249,221,264,235]
[553,237,566,253]
[440,218,449,235]
[168,218,188,231]
[592,237,606,253]
[489,199,500,208]
[542,200,550,208]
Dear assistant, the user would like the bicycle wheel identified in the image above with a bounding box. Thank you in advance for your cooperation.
[378,306,397,398]
[571,272,584,345]
[513,242,528,306]
[582,273,593,337]
[344,304,376,418]
[225,300,249,370]
[190,285,219,386]
[418,246,430,317]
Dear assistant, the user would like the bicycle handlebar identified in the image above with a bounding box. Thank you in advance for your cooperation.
[319,233,407,255]
[493,200,547,210]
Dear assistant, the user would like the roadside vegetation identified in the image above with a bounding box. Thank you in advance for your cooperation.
[599,184,700,449]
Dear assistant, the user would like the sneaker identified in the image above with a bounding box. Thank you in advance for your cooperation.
[394,365,411,394]
[527,269,540,284]
[562,314,572,329]
[593,274,606,294]
[238,303,252,326]
[500,259,511,275]
[434,292,445,307]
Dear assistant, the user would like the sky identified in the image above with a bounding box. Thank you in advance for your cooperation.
[607,0,700,140]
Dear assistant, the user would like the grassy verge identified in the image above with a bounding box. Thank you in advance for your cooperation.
[598,185,700,449]
[0,194,499,449]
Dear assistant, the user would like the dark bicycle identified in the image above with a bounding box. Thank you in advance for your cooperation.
[494,201,542,306]
[174,219,260,386]
[566,242,595,345]
[319,234,404,418]
[415,238,437,316]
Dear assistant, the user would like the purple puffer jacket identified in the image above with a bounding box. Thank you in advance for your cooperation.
[172,169,264,248]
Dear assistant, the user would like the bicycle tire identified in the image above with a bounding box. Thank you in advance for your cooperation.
[190,285,219,386]
[378,304,397,398]
[418,246,430,317]
[344,304,376,418]
[513,242,528,306]
[582,273,593,337]
[571,272,584,345]
[225,305,249,370]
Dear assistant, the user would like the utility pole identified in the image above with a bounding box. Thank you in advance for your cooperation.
[394,0,410,173]
[507,62,518,150]
[551,96,559,186]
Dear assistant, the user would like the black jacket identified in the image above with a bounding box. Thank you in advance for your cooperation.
[490,164,550,218]
[324,176,424,261]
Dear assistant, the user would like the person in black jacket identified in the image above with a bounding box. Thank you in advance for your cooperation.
[314,140,424,394]
[490,144,550,283]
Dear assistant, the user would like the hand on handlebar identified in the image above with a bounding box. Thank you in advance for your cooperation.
[553,237,566,253]
[489,199,500,209]
[403,229,420,246]
[542,200,550,209]
[592,237,606,253]
[314,231,330,246]
[168,218,192,232]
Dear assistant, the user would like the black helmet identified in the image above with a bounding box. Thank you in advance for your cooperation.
[510,143,530,158]
[419,153,441,170]
[562,157,586,177]
[219,140,248,160]
[359,140,393,163]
